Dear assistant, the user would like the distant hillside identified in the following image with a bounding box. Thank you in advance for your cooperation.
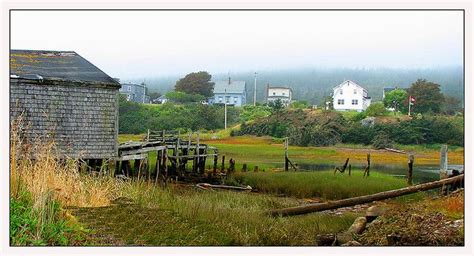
[130,66,463,105]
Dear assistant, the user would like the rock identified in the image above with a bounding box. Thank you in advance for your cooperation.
[360,116,376,127]
[341,240,362,246]
[348,217,367,234]
[336,232,353,245]
[316,234,336,246]
[365,205,384,222]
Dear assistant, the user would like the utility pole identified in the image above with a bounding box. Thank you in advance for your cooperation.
[224,88,227,130]
[254,72,257,106]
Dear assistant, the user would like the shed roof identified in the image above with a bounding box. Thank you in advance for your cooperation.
[213,80,246,94]
[10,50,119,87]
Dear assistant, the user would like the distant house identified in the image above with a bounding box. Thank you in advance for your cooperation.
[10,50,121,159]
[332,80,371,112]
[153,95,168,104]
[209,78,247,107]
[266,85,293,106]
[119,82,150,103]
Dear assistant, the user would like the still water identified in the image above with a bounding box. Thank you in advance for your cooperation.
[297,163,464,184]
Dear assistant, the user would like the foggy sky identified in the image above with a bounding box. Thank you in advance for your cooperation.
[11,10,463,79]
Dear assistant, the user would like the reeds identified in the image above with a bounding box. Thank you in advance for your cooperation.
[10,115,119,244]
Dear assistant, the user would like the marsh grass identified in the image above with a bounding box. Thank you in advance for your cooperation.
[91,181,358,245]
[233,170,409,199]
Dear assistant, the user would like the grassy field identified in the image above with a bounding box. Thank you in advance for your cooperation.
[71,182,358,245]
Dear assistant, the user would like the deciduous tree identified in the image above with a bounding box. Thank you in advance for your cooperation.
[406,79,445,113]
[175,71,214,97]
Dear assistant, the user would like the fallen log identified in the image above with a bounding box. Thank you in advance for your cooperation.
[269,174,464,217]
[384,148,406,154]
[196,183,252,191]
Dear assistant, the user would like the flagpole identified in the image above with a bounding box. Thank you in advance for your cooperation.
[408,96,411,117]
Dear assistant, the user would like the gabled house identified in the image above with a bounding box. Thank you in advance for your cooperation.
[332,80,371,112]
[10,49,121,159]
[209,78,247,107]
[119,82,150,103]
[266,85,293,107]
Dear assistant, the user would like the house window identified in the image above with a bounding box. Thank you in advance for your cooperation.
[352,99,358,105]
[338,99,344,105]
[233,97,238,103]
[273,92,276,95]
[218,96,223,103]
[282,92,285,96]
[353,89,357,94]
[128,85,132,92]
[226,96,230,103]
[339,90,343,95]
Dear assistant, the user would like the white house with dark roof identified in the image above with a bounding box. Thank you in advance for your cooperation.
[266,85,293,106]
[209,78,247,107]
[332,80,371,112]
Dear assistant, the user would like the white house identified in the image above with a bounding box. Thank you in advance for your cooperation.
[332,80,371,112]
[267,86,293,106]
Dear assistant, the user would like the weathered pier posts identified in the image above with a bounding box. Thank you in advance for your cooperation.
[363,153,371,177]
[440,144,448,179]
[407,154,414,185]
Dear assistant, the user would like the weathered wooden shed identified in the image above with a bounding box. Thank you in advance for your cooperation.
[10,50,121,159]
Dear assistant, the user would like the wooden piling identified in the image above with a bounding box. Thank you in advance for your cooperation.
[408,154,414,185]
[363,153,371,177]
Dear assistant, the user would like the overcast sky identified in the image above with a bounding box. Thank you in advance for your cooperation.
[11,10,463,79]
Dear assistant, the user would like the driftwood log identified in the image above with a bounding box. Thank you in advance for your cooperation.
[196,183,252,191]
[269,174,464,217]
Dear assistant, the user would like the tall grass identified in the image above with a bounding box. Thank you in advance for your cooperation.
[111,181,356,245]
[10,116,118,245]
[233,170,408,199]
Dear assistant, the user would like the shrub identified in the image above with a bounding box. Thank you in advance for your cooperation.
[365,102,388,117]
[371,133,394,149]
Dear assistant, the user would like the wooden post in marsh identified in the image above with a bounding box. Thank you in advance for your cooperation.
[213,149,218,174]
[407,154,414,185]
[440,145,448,179]
[348,164,352,176]
[146,129,150,142]
[440,144,448,193]
[221,155,226,172]
[363,153,371,177]
[196,131,200,173]
[154,149,161,185]
[163,148,168,186]
[284,137,289,171]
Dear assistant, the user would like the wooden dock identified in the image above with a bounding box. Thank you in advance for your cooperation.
[115,130,220,184]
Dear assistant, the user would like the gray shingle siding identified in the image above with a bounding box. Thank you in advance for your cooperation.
[10,79,119,159]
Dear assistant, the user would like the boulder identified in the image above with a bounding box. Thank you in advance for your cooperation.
[348,217,367,234]
[366,205,385,222]
[315,234,336,246]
